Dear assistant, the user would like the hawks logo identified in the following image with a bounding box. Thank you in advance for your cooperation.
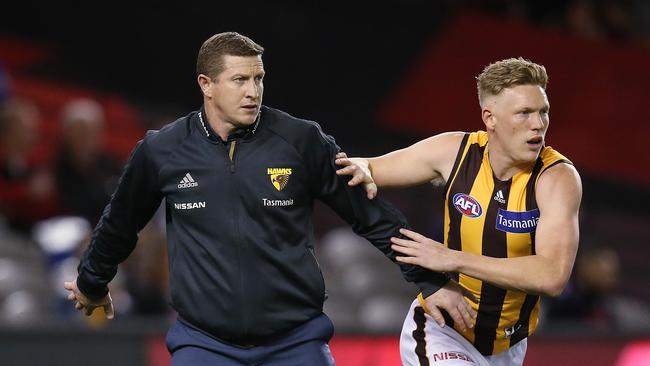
[267,168,292,191]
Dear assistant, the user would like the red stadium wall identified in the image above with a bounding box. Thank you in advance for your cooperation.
[1,36,145,164]
[381,13,650,187]
[146,336,650,366]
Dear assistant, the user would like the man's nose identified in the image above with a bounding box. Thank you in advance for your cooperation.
[245,80,260,99]
[531,112,545,129]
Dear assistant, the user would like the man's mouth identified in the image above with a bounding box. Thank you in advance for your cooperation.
[527,136,543,148]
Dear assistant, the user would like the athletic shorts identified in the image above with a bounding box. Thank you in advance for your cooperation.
[400,299,527,366]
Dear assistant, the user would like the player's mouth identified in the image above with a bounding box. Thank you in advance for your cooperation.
[241,104,259,113]
[526,136,543,149]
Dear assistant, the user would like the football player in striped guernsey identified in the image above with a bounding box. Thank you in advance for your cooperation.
[336,57,581,366]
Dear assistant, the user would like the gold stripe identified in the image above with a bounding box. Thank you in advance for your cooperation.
[229,140,237,161]
[454,147,494,343]
[535,146,570,185]
[446,132,489,343]
[417,293,431,315]
[444,134,476,246]
[455,273,481,344]
[529,297,541,333]
[492,168,532,353]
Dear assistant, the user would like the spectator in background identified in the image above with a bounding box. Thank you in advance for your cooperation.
[545,245,650,331]
[54,98,122,226]
[120,221,169,316]
[0,98,58,234]
[0,64,10,103]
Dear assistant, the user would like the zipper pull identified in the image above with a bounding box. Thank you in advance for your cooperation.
[229,140,237,173]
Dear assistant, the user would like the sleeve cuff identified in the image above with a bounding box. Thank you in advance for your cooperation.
[415,272,451,298]
[76,276,109,301]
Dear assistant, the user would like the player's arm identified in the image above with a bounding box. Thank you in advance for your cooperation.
[335,132,464,195]
[319,128,477,329]
[392,163,581,297]
[67,135,163,317]
[307,123,450,290]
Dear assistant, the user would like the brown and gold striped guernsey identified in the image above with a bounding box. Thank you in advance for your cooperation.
[442,131,571,355]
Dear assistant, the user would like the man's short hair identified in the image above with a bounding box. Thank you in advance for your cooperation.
[196,32,264,79]
[476,57,548,106]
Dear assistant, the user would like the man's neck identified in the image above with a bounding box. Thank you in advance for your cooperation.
[487,144,532,181]
[202,106,235,141]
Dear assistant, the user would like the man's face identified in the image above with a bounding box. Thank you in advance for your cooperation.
[204,55,265,128]
[484,84,550,164]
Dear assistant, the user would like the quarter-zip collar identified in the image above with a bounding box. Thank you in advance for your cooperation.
[197,106,260,143]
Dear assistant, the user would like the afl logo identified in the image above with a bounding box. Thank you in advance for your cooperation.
[453,193,483,218]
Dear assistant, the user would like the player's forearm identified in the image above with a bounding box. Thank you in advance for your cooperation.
[367,157,428,188]
[452,251,569,297]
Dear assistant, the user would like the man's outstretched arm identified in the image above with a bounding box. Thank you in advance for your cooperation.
[335,132,465,195]
[330,131,477,329]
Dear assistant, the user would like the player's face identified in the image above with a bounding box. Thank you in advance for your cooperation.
[204,55,265,128]
[486,84,549,164]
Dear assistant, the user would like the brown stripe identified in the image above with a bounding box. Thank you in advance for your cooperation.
[413,306,430,366]
[446,142,485,282]
[508,158,545,346]
[525,158,544,254]
[544,159,572,171]
[443,133,470,194]
[509,295,538,346]
[473,179,511,355]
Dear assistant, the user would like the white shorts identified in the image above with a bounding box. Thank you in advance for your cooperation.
[400,299,527,366]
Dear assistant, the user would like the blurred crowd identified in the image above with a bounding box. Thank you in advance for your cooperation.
[464,0,650,47]
[0,68,170,326]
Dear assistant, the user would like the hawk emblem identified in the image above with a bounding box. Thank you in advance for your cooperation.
[271,174,290,191]
[267,168,292,191]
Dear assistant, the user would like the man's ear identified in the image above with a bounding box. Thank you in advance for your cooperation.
[197,74,212,97]
[482,107,496,131]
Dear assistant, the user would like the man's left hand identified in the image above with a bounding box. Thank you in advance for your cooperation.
[391,228,458,272]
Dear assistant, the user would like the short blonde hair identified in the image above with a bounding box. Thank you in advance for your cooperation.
[476,57,548,106]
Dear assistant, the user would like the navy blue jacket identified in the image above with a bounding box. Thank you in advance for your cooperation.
[77,106,448,345]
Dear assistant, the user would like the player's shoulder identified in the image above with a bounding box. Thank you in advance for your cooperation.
[262,106,322,132]
[261,106,332,145]
[539,145,571,167]
[536,161,582,204]
[416,131,466,149]
[538,162,580,184]
[537,145,579,186]
[413,131,469,167]
[141,111,196,156]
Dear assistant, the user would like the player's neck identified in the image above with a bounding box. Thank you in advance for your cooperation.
[203,106,236,141]
[487,145,531,181]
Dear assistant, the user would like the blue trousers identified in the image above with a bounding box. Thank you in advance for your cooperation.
[166,313,336,366]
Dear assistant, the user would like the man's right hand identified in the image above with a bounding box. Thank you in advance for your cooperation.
[421,280,476,332]
[63,279,115,319]
[334,152,378,199]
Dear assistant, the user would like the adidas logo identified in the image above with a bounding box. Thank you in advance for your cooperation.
[178,173,199,189]
[504,323,522,338]
[493,190,506,204]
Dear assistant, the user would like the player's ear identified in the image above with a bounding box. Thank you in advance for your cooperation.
[482,107,496,131]
[197,74,212,97]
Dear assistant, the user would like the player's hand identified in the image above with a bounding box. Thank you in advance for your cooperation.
[64,279,114,319]
[391,228,458,272]
[334,152,378,199]
[422,280,477,332]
